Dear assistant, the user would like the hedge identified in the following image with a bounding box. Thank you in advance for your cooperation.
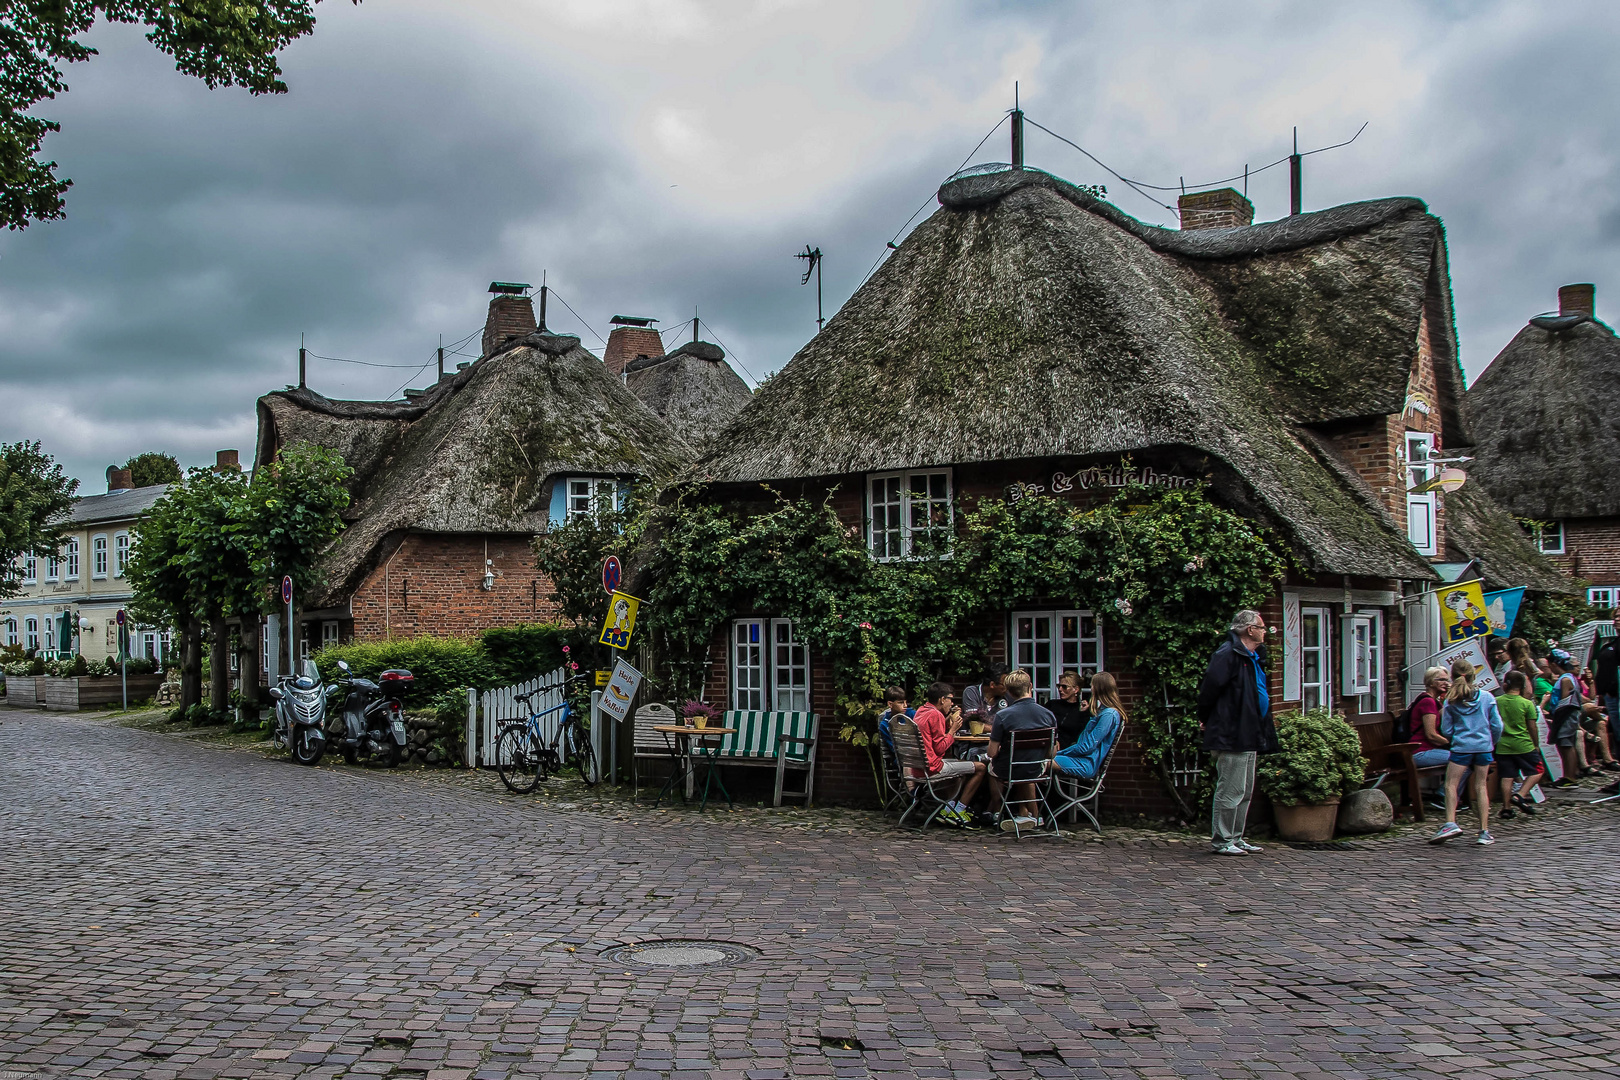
[311,622,575,706]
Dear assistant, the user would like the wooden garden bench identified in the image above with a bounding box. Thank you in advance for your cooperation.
[714,710,819,807]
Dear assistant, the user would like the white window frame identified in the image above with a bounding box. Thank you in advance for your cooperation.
[1300,605,1333,712]
[1341,612,1376,701]
[4,618,16,647]
[1358,610,1384,715]
[867,469,953,561]
[1589,587,1616,609]
[25,617,39,651]
[1536,520,1566,555]
[321,620,340,649]
[65,538,80,581]
[565,477,621,521]
[44,553,60,582]
[21,556,36,585]
[730,617,812,712]
[1011,609,1104,704]
[1405,432,1438,557]
[113,532,129,578]
[91,534,108,579]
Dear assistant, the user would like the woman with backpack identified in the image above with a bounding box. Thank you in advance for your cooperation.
[1429,657,1503,846]
[1404,666,1452,768]
[1544,650,1620,781]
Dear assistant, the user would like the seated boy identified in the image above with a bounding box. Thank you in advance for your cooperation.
[909,682,985,823]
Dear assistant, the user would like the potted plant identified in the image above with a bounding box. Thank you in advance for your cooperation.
[680,700,718,729]
[1256,707,1367,842]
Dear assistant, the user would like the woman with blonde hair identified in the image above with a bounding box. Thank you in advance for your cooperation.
[1407,666,1452,769]
[1429,657,1503,846]
[1050,671,1124,781]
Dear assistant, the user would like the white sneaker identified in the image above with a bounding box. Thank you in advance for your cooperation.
[1235,839,1263,853]
[1211,842,1247,856]
[1000,815,1039,832]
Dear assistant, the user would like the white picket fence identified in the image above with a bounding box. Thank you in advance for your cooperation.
[464,666,608,774]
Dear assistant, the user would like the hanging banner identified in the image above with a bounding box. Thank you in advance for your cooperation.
[1417,636,1501,694]
[1437,579,1490,644]
[1482,587,1526,638]
[598,591,642,651]
[596,657,643,724]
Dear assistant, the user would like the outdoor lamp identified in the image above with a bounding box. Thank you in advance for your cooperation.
[481,560,496,591]
[1410,468,1468,494]
[78,617,93,631]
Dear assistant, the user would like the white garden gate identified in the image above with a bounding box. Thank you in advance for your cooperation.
[464,666,607,773]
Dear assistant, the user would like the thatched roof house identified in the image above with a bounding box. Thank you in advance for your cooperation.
[625,340,753,450]
[257,303,690,626]
[698,167,1462,581]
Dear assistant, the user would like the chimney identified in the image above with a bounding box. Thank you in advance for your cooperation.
[1178,188,1255,231]
[105,466,133,494]
[483,282,537,356]
[1559,283,1595,319]
[215,449,240,472]
[604,315,664,376]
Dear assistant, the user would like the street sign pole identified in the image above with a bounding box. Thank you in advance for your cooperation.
[116,609,127,711]
[282,576,295,677]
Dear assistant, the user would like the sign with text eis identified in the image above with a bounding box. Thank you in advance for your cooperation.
[598,591,642,651]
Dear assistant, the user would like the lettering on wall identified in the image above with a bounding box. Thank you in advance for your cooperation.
[1009,466,1197,502]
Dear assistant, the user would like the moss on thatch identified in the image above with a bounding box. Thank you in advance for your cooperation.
[625,340,752,450]
[1441,482,1574,594]
[697,176,1447,580]
[1465,318,1620,519]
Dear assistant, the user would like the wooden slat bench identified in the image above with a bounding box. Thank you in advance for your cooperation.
[714,710,819,807]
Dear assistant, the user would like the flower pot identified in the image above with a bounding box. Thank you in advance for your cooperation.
[1272,798,1341,842]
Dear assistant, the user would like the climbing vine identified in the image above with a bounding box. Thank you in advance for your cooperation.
[640,478,1285,816]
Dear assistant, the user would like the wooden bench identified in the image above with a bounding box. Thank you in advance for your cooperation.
[713,710,819,807]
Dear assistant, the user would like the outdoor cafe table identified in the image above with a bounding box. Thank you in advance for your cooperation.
[952,733,990,759]
[651,725,738,809]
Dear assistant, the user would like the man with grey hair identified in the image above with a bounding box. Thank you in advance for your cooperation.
[1196,609,1279,856]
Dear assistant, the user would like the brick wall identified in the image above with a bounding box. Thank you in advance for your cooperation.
[1547,517,1620,588]
[350,533,561,639]
[482,295,537,358]
[603,327,665,377]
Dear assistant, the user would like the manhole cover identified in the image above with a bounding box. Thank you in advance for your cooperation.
[602,939,757,968]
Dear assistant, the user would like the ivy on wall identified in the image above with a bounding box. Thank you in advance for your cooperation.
[639,478,1286,814]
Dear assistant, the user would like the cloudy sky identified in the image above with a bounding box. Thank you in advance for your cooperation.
[2,0,1617,489]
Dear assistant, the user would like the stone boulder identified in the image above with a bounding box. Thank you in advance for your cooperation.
[1336,787,1394,834]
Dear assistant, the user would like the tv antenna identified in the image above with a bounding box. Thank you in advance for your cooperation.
[796,245,824,332]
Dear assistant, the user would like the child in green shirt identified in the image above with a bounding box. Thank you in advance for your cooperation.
[1496,671,1544,817]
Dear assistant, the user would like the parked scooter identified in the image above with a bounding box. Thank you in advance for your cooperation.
[268,660,333,766]
[329,660,414,767]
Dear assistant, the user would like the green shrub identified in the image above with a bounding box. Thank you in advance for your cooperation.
[480,623,573,686]
[43,654,89,677]
[1256,708,1367,806]
[312,624,573,706]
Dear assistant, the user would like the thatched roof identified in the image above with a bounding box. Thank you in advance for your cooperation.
[1441,482,1574,594]
[257,332,691,606]
[696,166,1456,581]
[624,340,753,449]
[1464,317,1620,519]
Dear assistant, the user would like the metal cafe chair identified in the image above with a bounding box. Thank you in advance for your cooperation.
[993,726,1058,839]
[890,717,959,831]
[1045,732,1121,834]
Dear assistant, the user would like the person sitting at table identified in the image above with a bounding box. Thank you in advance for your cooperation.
[984,669,1055,831]
[1047,670,1090,747]
[909,682,984,825]
[1051,672,1124,780]
[962,663,1009,733]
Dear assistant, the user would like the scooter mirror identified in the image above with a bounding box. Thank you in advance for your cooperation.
[337,660,350,673]
[268,687,284,701]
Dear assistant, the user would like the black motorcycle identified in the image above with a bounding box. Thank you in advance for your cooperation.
[329,660,414,767]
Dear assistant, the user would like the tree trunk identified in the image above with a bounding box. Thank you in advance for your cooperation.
[239,618,261,718]
[209,616,229,714]
[180,617,203,712]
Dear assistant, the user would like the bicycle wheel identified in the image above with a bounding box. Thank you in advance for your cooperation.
[565,723,599,786]
[497,726,545,794]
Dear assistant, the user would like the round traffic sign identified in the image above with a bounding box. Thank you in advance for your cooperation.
[602,556,622,595]
[115,609,126,627]
[281,575,294,605]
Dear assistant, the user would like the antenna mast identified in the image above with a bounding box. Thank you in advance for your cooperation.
[1289,127,1302,215]
[1011,82,1024,168]
[537,271,548,331]
[796,245,824,332]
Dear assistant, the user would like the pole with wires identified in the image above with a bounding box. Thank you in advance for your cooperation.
[1289,127,1302,216]
[298,343,306,390]
[1011,81,1024,169]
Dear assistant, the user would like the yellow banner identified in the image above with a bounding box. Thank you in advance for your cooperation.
[1438,579,1490,644]
[598,591,642,651]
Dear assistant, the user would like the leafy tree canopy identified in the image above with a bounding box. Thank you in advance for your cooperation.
[0,440,78,598]
[1,0,359,231]
[123,451,181,487]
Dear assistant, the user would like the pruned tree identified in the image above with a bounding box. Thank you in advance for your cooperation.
[0,440,78,599]
[2,0,361,232]
[123,451,181,487]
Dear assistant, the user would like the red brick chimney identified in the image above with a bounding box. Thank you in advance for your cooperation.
[483,283,538,356]
[604,316,664,376]
[215,449,240,472]
[1559,283,1595,318]
[1177,188,1255,231]
[105,466,133,493]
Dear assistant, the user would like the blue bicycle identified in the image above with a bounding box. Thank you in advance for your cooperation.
[495,675,597,793]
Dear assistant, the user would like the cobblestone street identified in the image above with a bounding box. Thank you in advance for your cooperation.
[3,711,1618,1080]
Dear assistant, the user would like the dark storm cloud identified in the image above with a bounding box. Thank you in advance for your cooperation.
[2,0,1618,487]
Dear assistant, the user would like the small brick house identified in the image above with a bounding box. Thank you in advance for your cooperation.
[685,167,1566,813]
[1465,284,1620,610]
[253,288,697,664]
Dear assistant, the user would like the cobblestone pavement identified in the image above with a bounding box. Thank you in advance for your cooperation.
[3,712,1619,1080]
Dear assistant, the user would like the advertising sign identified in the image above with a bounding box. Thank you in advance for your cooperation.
[596,657,643,724]
[1437,579,1490,644]
[1420,635,1500,694]
[598,591,642,651]
[1482,587,1526,638]
[595,669,611,687]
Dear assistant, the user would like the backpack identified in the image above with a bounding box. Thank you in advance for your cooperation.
[1395,693,1432,743]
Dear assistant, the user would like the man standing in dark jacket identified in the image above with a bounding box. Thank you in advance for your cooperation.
[1197,609,1279,856]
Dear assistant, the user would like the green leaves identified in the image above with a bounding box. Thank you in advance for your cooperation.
[0,440,79,599]
[1255,708,1368,805]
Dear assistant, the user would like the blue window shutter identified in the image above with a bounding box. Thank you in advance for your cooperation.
[617,480,631,511]
[548,481,567,525]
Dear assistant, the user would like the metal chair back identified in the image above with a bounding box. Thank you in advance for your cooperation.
[996,726,1057,838]
[890,717,954,831]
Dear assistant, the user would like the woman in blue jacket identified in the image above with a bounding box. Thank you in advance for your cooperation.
[1430,657,1504,847]
[1052,672,1125,780]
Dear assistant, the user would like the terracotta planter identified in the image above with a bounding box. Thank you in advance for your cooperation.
[1272,798,1341,842]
